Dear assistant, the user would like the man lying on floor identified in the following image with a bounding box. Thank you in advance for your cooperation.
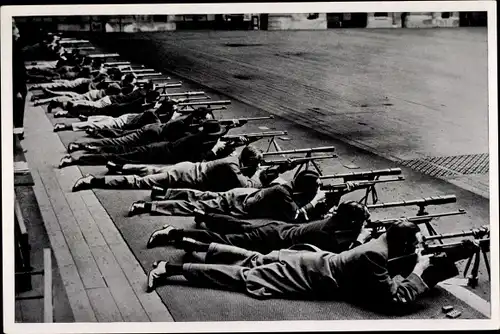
[70,144,293,192]
[145,219,471,310]
[53,81,159,118]
[35,82,122,112]
[30,72,110,97]
[146,201,371,255]
[128,170,352,223]
[64,106,216,154]
[58,120,233,167]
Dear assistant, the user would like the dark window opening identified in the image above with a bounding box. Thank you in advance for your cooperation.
[441,12,451,19]
[374,12,389,17]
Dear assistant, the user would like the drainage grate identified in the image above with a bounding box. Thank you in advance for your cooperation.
[401,153,489,178]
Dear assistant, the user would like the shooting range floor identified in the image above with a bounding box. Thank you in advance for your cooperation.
[22,77,490,321]
[90,28,490,199]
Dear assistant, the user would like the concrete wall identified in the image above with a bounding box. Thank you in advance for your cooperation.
[366,12,460,29]
[267,13,327,30]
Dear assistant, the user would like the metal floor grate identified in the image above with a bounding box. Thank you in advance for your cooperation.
[401,153,489,178]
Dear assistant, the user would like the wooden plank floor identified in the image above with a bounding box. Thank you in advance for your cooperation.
[21,100,174,322]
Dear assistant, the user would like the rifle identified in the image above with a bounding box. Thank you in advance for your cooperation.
[174,96,210,102]
[321,177,405,192]
[221,131,288,147]
[136,72,169,78]
[262,146,336,156]
[121,68,156,74]
[104,61,131,67]
[320,168,402,181]
[387,237,490,287]
[87,53,120,59]
[261,154,337,167]
[367,195,457,209]
[218,116,274,126]
[66,46,95,52]
[151,83,182,90]
[366,209,467,230]
[178,100,231,107]
[160,91,206,98]
[59,39,90,44]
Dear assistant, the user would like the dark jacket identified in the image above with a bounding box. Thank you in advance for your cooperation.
[329,236,429,307]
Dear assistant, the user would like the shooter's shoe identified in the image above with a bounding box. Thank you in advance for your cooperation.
[128,201,149,217]
[72,175,95,192]
[53,123,70,132]
[193,209,207,228]
[67,142,82,153]
[106,161,123,174]
[54,110,69,118]
[58,155,74,169]
[151,186,167,200]
[146,261,169,293]
[146,225,178,249]
[178,237,207,253]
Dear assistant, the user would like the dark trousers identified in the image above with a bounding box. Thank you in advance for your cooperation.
[90,111,161,138]
[89,128,136,138]
[177,221,284,254]
[13,91,27,129]
[180,214,359,254]
[73,141,177,165]
[86,124,163,154]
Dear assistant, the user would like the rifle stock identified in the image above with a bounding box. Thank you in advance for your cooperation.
[367,195,457,209]
[320,168,402,180]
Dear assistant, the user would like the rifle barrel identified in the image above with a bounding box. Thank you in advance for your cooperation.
[321,177,404,191]
[179,100,232,107]
[320,168,402,180]
[160,92,205,97]
[263,146,336,156]
[223,131,288,139]
[423,225,489,242]
[367,195,457,209]
[153,83,182,89]
[367,210,467,228]
[122,69,155,73]
[104,62,131,66]
[87,53,120,58]
[261,154,336,165]
[219,116,274,123]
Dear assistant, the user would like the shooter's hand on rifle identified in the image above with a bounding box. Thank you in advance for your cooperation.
[310,190,327,207]
[412,249,432,277]
[356,227,372,245]
[276,159,298,173]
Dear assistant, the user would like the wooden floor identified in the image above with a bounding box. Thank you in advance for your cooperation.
[21,100,173,322]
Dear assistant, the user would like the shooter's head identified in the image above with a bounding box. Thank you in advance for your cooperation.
[239,145,263,177]
[386,219,421,259]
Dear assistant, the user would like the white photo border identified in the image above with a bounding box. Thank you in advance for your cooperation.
[2,1,498,333]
